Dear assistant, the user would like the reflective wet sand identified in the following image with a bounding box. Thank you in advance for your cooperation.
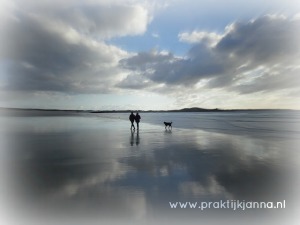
[1,111,299,224]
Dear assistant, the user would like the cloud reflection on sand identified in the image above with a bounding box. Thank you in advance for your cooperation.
[119,129,290,202]
[2,113,299,224]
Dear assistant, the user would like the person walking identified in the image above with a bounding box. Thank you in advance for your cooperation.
[129,112,135,130]
[135,112,141,130]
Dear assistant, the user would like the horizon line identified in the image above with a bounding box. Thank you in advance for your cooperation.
[0,106,298,112]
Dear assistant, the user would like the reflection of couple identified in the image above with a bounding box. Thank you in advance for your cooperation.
[130,129,140,146]
[129,112,141,130]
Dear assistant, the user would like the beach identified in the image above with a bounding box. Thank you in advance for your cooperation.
[1,110,300,224]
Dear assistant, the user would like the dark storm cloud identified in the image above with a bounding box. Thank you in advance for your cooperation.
[119,15,300,94]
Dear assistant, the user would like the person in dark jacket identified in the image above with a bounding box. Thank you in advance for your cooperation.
[135,112,141,130]
[129,112,135,130]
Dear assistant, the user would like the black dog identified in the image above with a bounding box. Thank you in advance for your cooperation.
[164,121,172,129]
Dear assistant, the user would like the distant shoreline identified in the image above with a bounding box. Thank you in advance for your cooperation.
[0,107,298,113]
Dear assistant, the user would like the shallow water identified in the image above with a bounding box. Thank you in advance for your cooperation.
[1,110,300,224]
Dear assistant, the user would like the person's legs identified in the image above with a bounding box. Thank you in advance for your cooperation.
[131,121,135,129]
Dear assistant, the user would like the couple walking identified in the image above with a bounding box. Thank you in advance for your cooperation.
[129,112,141,130]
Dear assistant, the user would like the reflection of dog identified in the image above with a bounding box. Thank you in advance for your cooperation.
[164,122,172,129]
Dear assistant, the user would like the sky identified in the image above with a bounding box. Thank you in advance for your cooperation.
[0,0,300,110]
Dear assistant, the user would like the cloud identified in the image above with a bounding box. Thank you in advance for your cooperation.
[4,0,150,39]
[1,0,300,110]
[55,3,149,39]
[179,30,223,47]
[216,15,299,65]
[120,15,300,95]
[120,47,226,87]
[116,73,154,89]
[0,0,150,94]
[151,32,160,38]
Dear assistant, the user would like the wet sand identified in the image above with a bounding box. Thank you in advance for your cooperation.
[1,113,300,224]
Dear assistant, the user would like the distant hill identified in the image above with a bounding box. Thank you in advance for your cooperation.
[169,107,220,112]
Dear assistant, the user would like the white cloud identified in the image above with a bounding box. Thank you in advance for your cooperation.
[179,31,223,47]
[152,32,160,38]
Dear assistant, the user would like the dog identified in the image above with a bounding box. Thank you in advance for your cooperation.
[164,121,172,129]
